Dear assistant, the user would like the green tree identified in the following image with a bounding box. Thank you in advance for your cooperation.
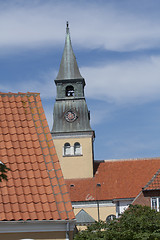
[0,162,10,182]
[74,205,160,240]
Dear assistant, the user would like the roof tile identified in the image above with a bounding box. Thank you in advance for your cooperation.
[59,211,68,220]
[5,211,14,221]
[28,211,37,220]
[46,194,55,203]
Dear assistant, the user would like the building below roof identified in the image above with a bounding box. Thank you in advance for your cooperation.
[66,158,160,221]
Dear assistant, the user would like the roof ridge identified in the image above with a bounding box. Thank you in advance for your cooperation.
[143,168,160,190]
[104,157,160,162]
[0,92,40,97]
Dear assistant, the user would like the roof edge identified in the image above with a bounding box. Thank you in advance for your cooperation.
[104,157,160,163]
[143,168,160,190]
[0,219,76,233]
[0,92,40,96]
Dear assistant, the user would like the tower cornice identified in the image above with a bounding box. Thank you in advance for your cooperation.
[55,78,85,86]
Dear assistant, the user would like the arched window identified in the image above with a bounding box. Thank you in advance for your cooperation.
[106,214,116,222]
[64,143,71,155]
[66,85,74,97]
[74,142,81,155]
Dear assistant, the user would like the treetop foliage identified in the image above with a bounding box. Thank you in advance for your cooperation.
[0,162,10,182]
[74,205,160,240]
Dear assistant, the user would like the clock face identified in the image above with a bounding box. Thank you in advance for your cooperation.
[65,110,77,122]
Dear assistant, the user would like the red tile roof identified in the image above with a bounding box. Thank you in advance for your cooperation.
[143,168,160,191]
[66,159,160,202]
[0,92,74,221]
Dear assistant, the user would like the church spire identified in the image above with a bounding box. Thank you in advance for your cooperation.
[56,22,83,80]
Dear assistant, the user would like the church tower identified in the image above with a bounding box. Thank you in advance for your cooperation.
[51,23,95,179]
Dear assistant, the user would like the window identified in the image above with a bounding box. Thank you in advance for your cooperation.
[64,143,71,155]
[151,197,160,212]
[74,142,81,155]
[63,142,82,156]
[66,85,74,97]
[106,214,116,222]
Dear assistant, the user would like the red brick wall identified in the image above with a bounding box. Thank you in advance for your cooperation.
[133,190,160,206]
[133,191,150,206]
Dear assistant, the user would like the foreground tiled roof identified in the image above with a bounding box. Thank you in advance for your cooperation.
[0,92,74,221]
[143,168,160,191]
[66,159,160,202]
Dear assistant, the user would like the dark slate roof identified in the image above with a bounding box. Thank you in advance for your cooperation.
[76,209,95,225]
[143,168,160,191]
[56,22,83,81]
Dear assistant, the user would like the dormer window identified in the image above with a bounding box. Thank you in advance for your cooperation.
[66,85,74,97]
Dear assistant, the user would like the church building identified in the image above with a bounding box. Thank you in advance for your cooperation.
[51,22,95,180]
[51,23,160,226]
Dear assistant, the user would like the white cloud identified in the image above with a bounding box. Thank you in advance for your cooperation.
[82,56,160,105]
[0,1,160,52]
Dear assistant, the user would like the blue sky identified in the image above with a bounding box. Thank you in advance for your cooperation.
[1,0,160,160]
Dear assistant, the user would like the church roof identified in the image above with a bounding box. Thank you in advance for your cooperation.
[0,92,74,221]
[66,158,160,202]
[56,22,84,81]
[143,168,160,191]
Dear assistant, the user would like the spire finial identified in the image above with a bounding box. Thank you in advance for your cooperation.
[66,21,69,28]
[66,21,69,33]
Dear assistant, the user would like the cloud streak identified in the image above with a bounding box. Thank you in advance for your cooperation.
[2,54,160,109]
[82,55,160,105]
[0,1,160,52]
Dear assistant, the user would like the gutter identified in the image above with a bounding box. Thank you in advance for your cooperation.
[0,219,76,233]
[112,198,134,202]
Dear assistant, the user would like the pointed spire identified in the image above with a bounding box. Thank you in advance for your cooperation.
[56,22,83,80]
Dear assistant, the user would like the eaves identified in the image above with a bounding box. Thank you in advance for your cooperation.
[0,219,76,233]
